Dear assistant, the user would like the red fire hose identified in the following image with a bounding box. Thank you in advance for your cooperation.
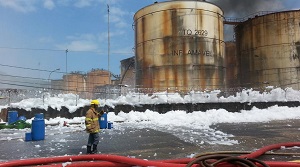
[0,142,300,167]
[240,142,300,159]
[0,154,187,167]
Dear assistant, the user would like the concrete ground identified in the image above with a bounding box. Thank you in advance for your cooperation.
[0,119,300,162]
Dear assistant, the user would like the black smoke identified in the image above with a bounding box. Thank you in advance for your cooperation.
[208,0,284,18]
[207,0,285,40]
[167,0,286,40]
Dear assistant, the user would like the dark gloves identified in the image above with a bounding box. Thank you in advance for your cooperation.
[97,107,106,116]
[99,110,105,115]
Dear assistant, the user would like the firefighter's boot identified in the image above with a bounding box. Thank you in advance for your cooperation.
[86,146,92,154]
[92,144,98,154]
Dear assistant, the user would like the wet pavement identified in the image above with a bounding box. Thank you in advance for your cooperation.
[0,119,300,162]
[211,119,300,151]
[0,127,198,161]
[208,119,300,162]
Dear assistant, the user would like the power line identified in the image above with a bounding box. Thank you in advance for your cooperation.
[0,73,48,81]
[0,63,65,74]
[0,46,63,52]
[0,78,49,87]
[0,46,133,55]
[0,81,47,89]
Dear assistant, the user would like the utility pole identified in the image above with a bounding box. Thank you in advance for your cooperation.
[107,4,111,84]
[66,49,68,92]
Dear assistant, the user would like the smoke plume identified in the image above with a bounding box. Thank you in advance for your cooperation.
[169,0,286,40]
[206,0,285,40]
[208,0,284,18]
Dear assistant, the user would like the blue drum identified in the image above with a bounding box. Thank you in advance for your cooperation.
[31,119,45,141]
[8,111,18,124]
[99,113,107,129]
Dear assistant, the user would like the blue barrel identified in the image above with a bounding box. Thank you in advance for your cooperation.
[25,132,32,141]
[31,119,45,141]
[34,113,44,120]
[107,122,113,129]
[99,113,107,129]
[8,111,18,124]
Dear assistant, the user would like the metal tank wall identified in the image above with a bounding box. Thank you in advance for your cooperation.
[63,73,85,94]
[225,41,238,88]
[86,69,110,93]
[134,0,225,92]
[235,10,300,89]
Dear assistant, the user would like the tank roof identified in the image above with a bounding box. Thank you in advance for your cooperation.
[134,0,223,20]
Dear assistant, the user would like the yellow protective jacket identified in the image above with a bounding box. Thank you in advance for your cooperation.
[85,107,100,133]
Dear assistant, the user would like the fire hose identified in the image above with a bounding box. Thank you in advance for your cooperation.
[0,142,300,167]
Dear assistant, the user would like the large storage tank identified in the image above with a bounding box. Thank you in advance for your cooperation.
[225,41,238,88]
[134,0,225,92]
[63,73,85,94]
[86,69,110,93]
[235,10,300,89]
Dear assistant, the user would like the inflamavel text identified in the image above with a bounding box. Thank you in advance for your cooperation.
[172,50,212,56]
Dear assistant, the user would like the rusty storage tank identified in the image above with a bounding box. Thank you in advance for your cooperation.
[235,10,300,89]
[86,69,110,93]
[63,73,85,94]
[134,0,225,92]
[225,41,238,88]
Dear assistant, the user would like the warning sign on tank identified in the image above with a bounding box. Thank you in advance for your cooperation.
[179,29,208,36]
[172,50,212,57]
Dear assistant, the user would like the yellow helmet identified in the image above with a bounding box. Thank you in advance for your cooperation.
[90,99,100,105]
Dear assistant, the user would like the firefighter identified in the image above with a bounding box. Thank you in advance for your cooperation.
[85,99,104,154]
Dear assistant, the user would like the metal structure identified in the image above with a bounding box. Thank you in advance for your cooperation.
[225,41,238,88]
[235,10,300,89]
[86,69,110,94]
[120,57,135,88]
[63,73,85,94]
[134,0,225,92]
[107,5,111,85]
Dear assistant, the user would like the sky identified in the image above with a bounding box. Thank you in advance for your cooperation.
[1,0,300,87]
[0,88,300,149]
